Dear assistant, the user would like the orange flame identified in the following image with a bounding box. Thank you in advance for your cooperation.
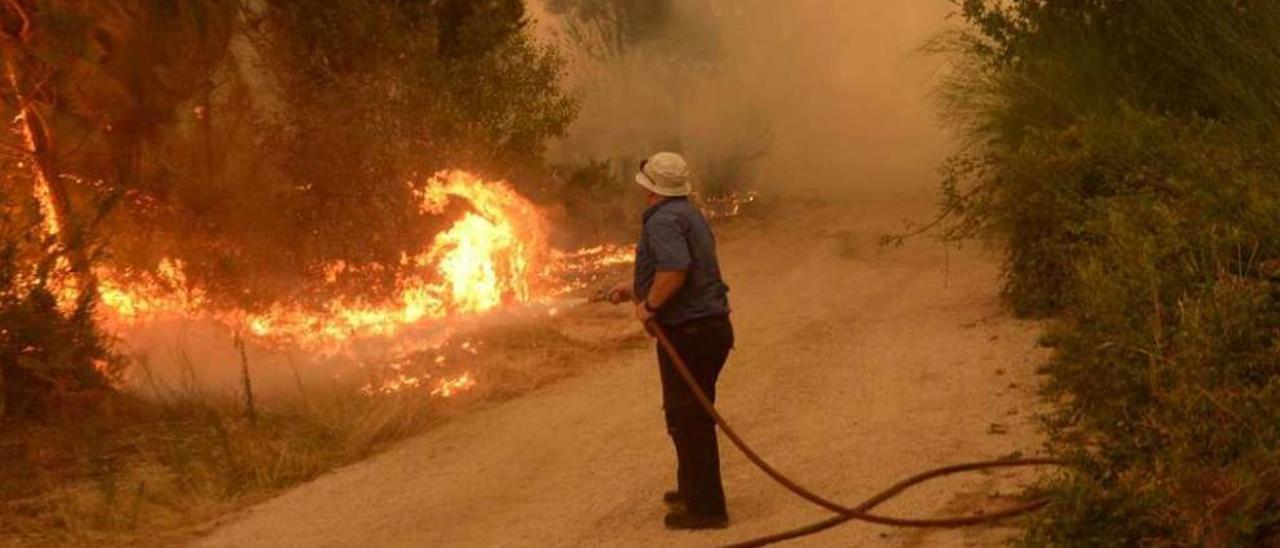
[549,244,635,295]
[417,171,547,314]
[430,372,477,398]
[74,171,550,352]
[44,170,637,397]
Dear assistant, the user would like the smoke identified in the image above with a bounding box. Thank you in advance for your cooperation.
[533,0,955,198]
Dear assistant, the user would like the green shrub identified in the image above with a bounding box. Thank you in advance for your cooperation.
[938,1,1280,544]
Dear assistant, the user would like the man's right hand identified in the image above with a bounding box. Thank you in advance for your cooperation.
[606,281,633,304]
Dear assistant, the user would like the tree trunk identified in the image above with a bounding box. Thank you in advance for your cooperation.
[3,49,97,297]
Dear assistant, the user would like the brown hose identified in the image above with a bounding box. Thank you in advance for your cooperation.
[648,321,1067,547]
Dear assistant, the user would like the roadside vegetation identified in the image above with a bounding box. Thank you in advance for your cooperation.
[935,1,1280,544]
[0,1,761,545]
[0,0,580,544]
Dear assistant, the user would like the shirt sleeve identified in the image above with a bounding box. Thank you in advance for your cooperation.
[645,214,692,271]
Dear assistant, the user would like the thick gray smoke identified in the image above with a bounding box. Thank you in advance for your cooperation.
[533,0,955,198]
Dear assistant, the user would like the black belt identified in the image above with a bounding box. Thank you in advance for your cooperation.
[661,313,730,329]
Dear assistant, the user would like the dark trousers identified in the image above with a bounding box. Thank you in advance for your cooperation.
[656,315,734,517]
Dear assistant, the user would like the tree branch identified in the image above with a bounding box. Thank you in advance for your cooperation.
[1,0,31,42]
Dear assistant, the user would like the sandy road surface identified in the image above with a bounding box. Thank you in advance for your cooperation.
[195,192,1052,548]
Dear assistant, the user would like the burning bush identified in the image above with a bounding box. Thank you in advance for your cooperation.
[0,198,122,419]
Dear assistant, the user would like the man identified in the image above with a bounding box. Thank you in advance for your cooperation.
[608,151,734,530]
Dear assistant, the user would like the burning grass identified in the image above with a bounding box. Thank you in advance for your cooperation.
[72,171,555,353]
[0,303,648,547]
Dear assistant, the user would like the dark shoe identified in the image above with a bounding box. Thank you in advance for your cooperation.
[663,490,685,508]
[664,509,729,530]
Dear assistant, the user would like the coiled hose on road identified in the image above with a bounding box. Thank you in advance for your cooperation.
[649,322,1068,547]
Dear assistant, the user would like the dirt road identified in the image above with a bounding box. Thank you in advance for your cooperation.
[195,191,1051,548]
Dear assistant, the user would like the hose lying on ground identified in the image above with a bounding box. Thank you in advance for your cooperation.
[648,321,1068,547]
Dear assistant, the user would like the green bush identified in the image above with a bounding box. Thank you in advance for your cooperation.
[938,1,1280,544]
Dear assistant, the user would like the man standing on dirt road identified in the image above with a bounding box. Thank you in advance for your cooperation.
[608,151,734,531]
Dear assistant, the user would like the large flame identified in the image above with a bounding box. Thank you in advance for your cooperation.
[235,171,550,350]
[39,170,646,398]
[417,171,546,314]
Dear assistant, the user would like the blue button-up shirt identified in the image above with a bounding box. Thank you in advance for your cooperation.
[633,198,730,326]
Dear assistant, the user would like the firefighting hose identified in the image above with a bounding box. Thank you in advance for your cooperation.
[642,316,1068,547]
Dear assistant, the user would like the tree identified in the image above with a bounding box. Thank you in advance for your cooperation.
[0,0,237,290]
[0,0,91,293]
[235,0,575,304]
[0,0,235,415]
[544,0,674,61]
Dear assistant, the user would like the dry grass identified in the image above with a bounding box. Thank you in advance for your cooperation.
[0,303,646,547]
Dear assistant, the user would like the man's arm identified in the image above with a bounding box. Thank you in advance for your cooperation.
[635,212,691,327]
[645,270,688,310]
[635,269,686,327]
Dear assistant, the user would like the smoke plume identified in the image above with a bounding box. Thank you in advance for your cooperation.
[534,0,955,198]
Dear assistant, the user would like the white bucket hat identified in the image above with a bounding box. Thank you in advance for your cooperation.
[635,152,692,197]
